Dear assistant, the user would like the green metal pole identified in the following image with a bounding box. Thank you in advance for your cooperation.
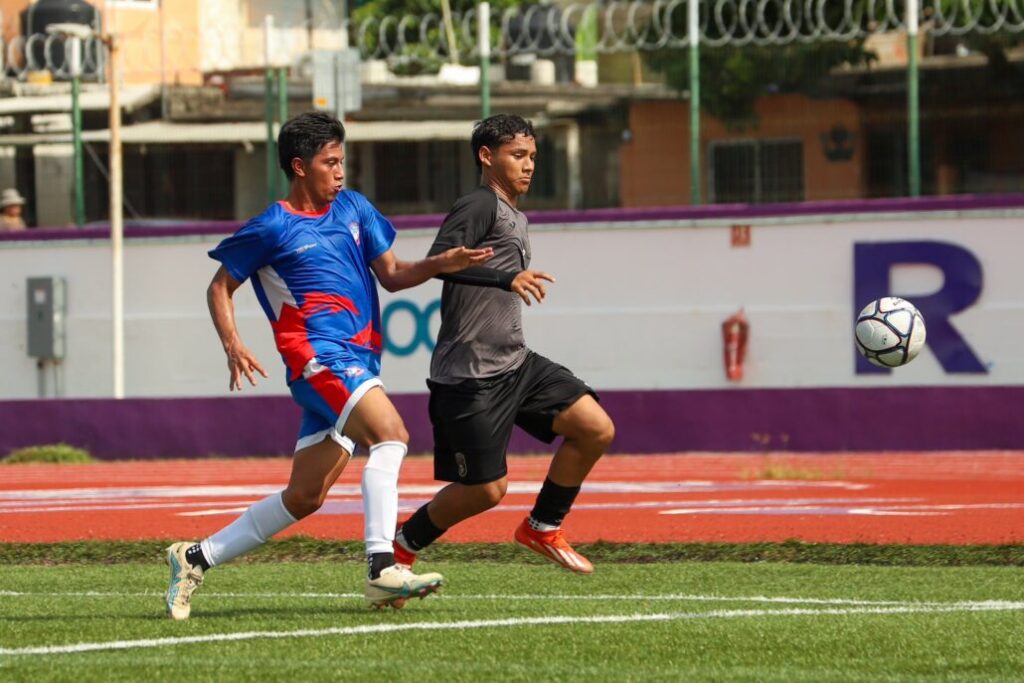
[907,1,921,197]
[688,0,701,205]
[265,69,276,204]
[277,67,289,199]
[480,53,490,119]
[71,75,85,226]
[479,2,491,119]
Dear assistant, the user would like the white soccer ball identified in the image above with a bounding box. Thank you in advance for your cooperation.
[854,297,927,368]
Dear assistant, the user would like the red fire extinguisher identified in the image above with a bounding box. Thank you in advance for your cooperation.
[722,310,749,381]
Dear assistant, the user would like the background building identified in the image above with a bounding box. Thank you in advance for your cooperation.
[0,0,1018,226]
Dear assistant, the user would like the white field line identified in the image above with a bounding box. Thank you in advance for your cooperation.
[0,590,1017,608]
[0,496,916,516]
[0,501,268,514]
[0,479,868,503]
[566,497,913,510]
[2,602,1022,657]
[659,505,939,516]
[660,502,1024,516]
[14,499,1022,517]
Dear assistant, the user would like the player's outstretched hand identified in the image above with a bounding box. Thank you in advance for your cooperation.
[437,246,494,273]
[226,342,269,391]
[511,270,555,306]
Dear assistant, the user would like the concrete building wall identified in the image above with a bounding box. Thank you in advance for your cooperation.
[620,95,865,206]
[619,101,692,206]
[208,0,346,73]
[198,0,244,74]
[103,0,204,86]
[0,0,348,84]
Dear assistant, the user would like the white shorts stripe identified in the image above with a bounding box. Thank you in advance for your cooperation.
[336,377,384,435]
[293,377,383,453]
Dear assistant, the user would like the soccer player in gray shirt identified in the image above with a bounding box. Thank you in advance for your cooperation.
[395,114,616,573]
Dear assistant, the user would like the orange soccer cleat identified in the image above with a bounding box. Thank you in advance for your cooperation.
[514,518,593,574]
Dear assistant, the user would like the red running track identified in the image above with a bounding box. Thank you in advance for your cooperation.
[1,453,1023,545]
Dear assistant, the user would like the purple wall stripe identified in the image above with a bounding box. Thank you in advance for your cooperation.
[3,194,1023,242]
[0,387,1018,460]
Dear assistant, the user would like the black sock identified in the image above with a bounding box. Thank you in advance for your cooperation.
[397,504,446,552]
[368,552,394,580]
[185,543,211,571]
[530,478,581,527]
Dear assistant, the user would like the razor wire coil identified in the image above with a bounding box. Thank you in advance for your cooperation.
[2,0,1022,80]
[351,0,1024,61]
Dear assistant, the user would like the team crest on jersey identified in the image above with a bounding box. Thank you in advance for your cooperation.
[342,367,365,378]
[348,222,361,245]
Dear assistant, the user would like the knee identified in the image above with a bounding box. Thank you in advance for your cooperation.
[476,478,508,510]
[592,416,615,452]
[574,414,615,454]
[392,423,410,445]
[281,487,324,520]
[365,417,409,446]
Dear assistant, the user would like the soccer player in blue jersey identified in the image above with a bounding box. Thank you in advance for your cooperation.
[164,112,493,618]
[393,114,615,574]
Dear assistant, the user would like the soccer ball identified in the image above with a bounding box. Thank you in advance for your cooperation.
[854,297,927,368]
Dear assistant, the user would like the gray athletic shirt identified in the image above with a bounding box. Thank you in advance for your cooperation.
[427,186,531,383]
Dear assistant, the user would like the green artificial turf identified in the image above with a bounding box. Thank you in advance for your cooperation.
[3,538,1024,566]
[1,559,1022,681]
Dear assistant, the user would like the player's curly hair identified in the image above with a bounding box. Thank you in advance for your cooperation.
[278,112,346,180]
[471,114,536,169]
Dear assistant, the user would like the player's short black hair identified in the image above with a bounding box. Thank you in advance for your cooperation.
[278,112,345,180]
[471,114,536,169]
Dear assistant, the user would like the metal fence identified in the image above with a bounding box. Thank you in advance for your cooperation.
[4,1,1022,78]
[1,0,1022,208]
[2,24,106,82]
[353,0,1024,58]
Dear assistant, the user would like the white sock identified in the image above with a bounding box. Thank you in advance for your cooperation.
[361,441,407,556]
[200,492,297,567]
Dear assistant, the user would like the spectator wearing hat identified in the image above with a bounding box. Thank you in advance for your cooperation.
[0,188,26,230]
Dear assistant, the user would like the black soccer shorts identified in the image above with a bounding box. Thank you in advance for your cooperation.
[427,351,599,485]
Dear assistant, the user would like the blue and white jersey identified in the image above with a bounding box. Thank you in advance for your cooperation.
[209,190,396,384]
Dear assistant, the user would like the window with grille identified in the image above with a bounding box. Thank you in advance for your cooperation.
[710,139,804,203]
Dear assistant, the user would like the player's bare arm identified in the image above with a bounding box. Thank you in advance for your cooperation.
[370,246,494,293]
[207,266,268,391]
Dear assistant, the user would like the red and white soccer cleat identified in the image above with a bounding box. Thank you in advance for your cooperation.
[514,518,593,574]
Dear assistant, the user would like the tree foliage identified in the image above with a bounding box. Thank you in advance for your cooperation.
[646,41,873,129]
[353,0,532,74]
[646,0,1023,128]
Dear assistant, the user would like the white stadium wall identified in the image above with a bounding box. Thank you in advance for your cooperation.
[1,212,1020,398]
[1,197,1022,456]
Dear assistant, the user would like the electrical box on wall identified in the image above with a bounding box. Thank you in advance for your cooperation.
[26,277,66,359]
